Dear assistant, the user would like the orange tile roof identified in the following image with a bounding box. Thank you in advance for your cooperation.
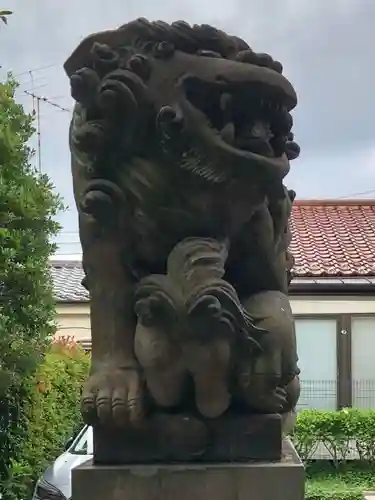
[290,200,375,277]
[50,200,375,303]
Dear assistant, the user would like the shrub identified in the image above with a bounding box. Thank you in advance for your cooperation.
[0,77,63,498]
[3,338,90,500]
[294,409,375,498]
[293,408,375,468]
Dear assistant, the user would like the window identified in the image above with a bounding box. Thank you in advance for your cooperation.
[70,426,93,455]
[352,316,375,409]
[295,318,338,410]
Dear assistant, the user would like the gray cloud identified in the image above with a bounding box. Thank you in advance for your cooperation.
[1,0,374,253]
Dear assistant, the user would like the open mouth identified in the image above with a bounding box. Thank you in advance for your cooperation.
[183,77,295,160]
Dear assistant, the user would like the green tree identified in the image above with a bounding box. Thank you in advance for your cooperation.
[0,79,63,498]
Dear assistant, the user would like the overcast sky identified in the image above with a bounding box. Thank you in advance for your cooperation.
[1,0,374,254]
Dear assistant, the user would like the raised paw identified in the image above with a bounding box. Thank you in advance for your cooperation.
[81,367,144,428]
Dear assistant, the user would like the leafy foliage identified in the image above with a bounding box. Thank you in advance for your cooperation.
[0,79,63,499]
[306,479,364,500]
[306,467,375,500]
[293,409,375,467]
[3,338,90,500]
[295,409,375,499]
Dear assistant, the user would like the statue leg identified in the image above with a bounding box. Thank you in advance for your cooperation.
[79,215,144,428]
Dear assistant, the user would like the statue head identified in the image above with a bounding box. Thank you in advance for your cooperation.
[65,18,300,189]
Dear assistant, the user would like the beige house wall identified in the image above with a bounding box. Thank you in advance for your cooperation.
[291,296,375,315]
[55,303,91,342]
[55,296,375,344]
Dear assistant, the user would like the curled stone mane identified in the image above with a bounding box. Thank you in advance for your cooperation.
[120,18,248,57]
[64,18,250,77]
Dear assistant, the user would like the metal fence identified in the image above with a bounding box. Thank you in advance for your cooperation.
[297,379,375,411]
[297,379,338,411]
[296,379,375,460]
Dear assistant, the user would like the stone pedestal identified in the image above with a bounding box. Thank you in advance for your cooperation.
[94,413,282,464]
[72,439,305,500]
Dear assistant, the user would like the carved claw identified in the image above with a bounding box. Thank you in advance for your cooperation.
[81,367,144,428]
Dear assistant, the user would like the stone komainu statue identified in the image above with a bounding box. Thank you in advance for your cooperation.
[65,18,301,462]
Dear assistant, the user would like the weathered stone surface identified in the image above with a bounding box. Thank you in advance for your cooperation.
[94,413,282,464]
[72,439,305,500]
[66,18,301,464]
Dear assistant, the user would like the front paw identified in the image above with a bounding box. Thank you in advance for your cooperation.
[81,367,144,428]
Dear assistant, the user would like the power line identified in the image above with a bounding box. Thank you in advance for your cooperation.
[337,189,375,199]
[12,64,58,78]
[20,83,48,93]
[23,90,70,112]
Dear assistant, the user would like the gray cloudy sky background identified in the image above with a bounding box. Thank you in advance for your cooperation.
[1,0,374,254]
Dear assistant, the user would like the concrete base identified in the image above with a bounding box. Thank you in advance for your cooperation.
[72,439,305,500]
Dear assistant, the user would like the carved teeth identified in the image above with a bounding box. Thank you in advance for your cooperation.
[220,122,235,145]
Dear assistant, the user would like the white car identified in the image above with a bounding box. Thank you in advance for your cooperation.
[32,426,93,500]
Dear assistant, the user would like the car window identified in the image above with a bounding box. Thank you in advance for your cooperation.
[70,426,93,455]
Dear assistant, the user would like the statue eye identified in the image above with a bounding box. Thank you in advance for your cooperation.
[197,50,222,58]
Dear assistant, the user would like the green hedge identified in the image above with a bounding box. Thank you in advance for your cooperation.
[3,338,90,500]
[294,409,375,500]
[293,409,375,466]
